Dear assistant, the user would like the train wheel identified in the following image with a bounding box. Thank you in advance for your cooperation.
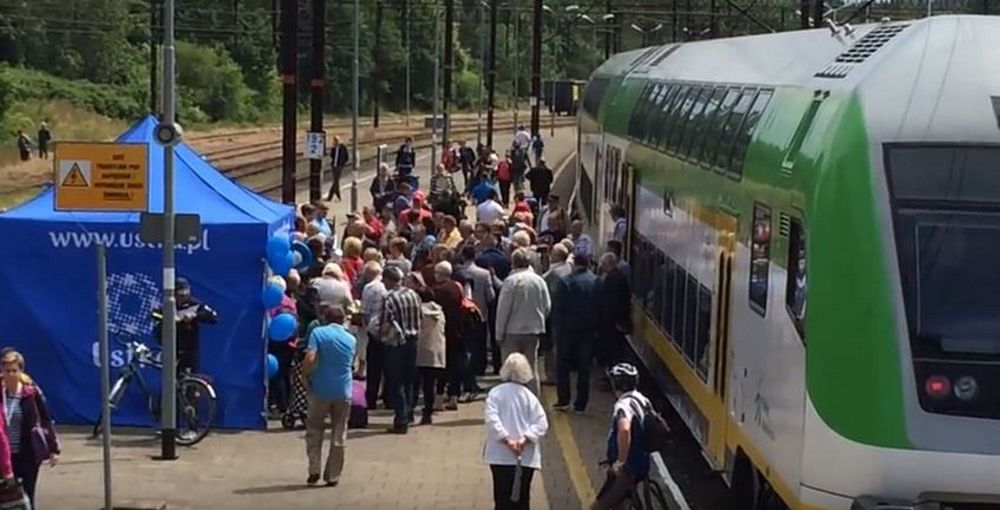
[732,453,762,510]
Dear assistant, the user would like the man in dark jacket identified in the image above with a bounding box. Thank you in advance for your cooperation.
[327,136,350,201]
[395,137,417,177]
[551,254,601,413]
[458,141,477,192]
[431,261,471,408]
[153,277,219,375]
[37,122,51,159]
[598,252,632,372]
[526,159,554,206]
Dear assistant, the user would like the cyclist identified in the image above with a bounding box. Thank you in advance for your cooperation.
[592,362,651,510]
[153,277,219,375]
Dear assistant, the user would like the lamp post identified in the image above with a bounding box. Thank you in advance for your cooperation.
[630,22,663,47]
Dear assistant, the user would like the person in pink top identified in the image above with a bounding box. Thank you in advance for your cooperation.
[0,414,13,482]
[496,152,513,207]
[268,275,299,417]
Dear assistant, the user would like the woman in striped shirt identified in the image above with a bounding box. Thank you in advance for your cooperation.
[2,350,59,508]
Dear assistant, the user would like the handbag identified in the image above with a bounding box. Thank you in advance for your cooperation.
[29,396,55,463]
[0,480,30,510]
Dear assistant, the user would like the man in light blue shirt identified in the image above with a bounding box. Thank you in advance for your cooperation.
[309,200,333,238]
[303,304,356,487]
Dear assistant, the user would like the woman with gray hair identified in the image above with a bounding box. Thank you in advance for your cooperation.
[483,353,549,510]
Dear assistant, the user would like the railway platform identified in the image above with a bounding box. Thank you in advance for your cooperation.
[36,375,686,510]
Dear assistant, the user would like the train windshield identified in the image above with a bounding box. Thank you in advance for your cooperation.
[886,145,1000,357]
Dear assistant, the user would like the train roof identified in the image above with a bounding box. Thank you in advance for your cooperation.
[592,15,1000,93]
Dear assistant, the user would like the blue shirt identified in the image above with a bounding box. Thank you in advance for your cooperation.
[307,324,357,401]
[476,248,512,280]
[312,217,333,237]
[606,392,651,479]
[471,180,500,205]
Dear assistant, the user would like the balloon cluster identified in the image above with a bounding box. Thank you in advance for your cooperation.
[265,233,313,277]
[262,232,313,380]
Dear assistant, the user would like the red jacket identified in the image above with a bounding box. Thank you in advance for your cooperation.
[497,161,512,182]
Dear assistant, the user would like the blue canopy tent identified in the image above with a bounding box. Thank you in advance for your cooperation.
[0,115,293,429]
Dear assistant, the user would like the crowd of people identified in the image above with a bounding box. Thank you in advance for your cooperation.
[264,128,648,508]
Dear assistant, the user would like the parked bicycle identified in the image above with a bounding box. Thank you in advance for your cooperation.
[91,336,217,446]
[598,460,671,510]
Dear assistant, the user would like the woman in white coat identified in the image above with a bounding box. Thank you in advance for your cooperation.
[483,353,549,510]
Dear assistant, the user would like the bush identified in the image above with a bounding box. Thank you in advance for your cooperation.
[0,65,145,121]
[176,42,257,123]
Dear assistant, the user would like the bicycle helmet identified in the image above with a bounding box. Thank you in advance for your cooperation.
[608,362,639,392]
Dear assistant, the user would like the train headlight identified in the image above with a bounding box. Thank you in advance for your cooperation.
[924,375,951,399]
[953,376,979,402]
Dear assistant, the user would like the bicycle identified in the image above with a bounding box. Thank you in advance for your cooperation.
[597,460,672,510]
[91,336,217,447]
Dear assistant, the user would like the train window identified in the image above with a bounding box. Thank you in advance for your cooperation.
[668,86,700,153]
[729,89,774,178]
[637,84,661,140]
[673,264,688,347]
[693,87,729,165]
[679,87,714,159]
[749,202,772,315]
[695,284,712,380]
[717,88,758,178]
[662,257,677,339]
[629,83,655,138]
[582,77,611,118]
[704,88,741,173]
[650,84,680,147]
[645,85,670,144]
[781,96,823,171]
[684,273,699,362]
[662,85,692,152]
[785,217,807,340]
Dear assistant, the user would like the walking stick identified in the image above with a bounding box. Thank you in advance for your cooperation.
[510,455,524,503]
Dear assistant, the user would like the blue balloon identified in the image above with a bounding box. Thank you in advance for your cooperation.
[269,250,295,277]
[266,354,279,379]
[261,282,284,309]
[290,240,313,271]
[267,312,297,342]
[266,234,291,261]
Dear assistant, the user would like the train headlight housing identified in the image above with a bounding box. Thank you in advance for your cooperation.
[953,375,979,402]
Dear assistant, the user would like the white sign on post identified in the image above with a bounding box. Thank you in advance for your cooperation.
[306,132,326,160]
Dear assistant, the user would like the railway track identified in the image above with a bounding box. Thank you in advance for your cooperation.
[256,117,576,197]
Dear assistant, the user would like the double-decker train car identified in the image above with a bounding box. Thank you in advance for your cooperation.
[577,15,1000,510]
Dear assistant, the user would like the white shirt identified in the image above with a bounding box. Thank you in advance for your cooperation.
[483,382,549,469]
[361,277,387,336]
[572,233,595,259]
[615,390,652,422]
[477,199,505,224]
[496,267,551,339]
[513,130,531,150]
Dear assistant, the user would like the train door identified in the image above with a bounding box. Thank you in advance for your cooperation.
[709,211,738,467]
[622,163,635,258]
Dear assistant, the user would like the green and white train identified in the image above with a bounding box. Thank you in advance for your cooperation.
[576,15,1000,510]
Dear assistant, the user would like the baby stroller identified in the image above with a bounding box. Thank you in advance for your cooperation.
[281,339,310,429]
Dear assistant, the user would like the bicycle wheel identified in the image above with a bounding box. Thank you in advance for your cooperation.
[644,480,671,510]
[175,377,216,447]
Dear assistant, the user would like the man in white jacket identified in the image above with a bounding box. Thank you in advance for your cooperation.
[495,248,551,395]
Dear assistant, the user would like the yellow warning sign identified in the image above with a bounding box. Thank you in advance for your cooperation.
[54,142,148,211]
[61,163,90,187]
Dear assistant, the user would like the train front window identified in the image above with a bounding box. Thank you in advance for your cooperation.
[886,145,1000,358]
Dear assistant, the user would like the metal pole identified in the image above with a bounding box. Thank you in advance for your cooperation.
[432,5,441,172]
[351,0,360,212]
[309,0,326,202]
[149,0,158,114]
[513,12,519,129]
[159,0,178,461]
[280,0,298,204]
[373,1,382,129]
[550,81,555,137]
[801,0,810,29]
[604,0,612,59]
[443,0,454,151]
[486,0,497,149]
[530,0,542,137]
[477,3,485,146]
[97,244,112,510]
[405,0,411,126]
[812,0,824,28]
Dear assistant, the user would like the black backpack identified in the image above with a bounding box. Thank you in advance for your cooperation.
[625,395,671,453]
